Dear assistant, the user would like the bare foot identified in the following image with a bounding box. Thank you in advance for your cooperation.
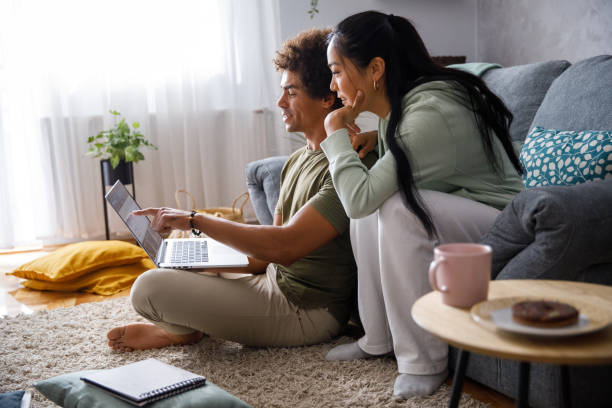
[107,323,204,352]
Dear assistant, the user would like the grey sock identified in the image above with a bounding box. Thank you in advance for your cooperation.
[392,370,449,398]
[325,342,384,361]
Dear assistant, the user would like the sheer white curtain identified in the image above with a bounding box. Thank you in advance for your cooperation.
[0,0,292,248]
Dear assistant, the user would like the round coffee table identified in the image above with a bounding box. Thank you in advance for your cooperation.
[411,280,612,408]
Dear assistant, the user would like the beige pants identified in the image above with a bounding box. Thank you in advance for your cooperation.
[129,263,341,347]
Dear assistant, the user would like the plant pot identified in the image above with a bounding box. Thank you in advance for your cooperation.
[100,159,134,186]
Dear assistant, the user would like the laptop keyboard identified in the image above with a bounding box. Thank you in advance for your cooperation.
[170,240,209,264]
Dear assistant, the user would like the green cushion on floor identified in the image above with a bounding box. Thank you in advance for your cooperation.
[35,369,251,408]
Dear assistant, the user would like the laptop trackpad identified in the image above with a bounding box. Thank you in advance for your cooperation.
[206,239,249,267]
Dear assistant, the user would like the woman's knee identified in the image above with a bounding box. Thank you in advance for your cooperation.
[378,190,499,244]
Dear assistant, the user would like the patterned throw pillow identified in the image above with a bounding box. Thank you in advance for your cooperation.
[520,127,612,188]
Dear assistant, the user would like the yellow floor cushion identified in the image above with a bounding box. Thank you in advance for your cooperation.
[8,240,148,282]
[21,258,156,295]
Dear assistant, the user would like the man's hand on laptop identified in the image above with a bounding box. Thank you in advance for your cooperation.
[133,208,191,233]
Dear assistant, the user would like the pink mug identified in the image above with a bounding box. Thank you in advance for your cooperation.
[428,243,492,308]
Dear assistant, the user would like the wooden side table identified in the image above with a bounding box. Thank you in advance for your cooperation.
[411,280,612,408]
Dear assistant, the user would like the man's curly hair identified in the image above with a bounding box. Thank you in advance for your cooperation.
[273,28,342,110]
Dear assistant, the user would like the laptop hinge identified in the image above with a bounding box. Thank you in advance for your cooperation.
[156,240,168,266]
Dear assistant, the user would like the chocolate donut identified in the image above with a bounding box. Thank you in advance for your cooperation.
[512,300,579,328]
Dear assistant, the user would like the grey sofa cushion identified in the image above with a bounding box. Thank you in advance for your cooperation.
[481,179,612,281]
[482,60,570,143]
[531,55,612,132]
[245,156,288,225]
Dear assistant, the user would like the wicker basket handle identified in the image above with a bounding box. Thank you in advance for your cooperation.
[232,191,250,214]
[175,189,197,210]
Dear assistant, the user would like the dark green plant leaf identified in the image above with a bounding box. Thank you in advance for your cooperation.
[308,0,319,18]
[86,110,156,164]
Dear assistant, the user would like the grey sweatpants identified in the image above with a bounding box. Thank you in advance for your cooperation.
[129,264,341,347]
[353,190,500,375]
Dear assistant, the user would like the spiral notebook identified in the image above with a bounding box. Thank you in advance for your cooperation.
[81,358,206,406]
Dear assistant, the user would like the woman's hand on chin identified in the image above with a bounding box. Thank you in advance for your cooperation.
[324,90,365,135]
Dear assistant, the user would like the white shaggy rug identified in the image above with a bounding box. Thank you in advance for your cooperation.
[0,297,488,407]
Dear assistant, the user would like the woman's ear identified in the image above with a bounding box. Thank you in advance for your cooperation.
[369,57,386,83]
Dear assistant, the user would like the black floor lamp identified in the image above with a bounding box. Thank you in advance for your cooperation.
[100,159,135,240]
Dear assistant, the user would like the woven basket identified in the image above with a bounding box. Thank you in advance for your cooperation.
[168,189,249,238]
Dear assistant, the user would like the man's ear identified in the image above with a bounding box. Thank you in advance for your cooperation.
[321,93,336,109]
[368,56,386,83]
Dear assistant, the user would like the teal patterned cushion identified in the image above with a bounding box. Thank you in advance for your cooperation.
[520,127,612,188]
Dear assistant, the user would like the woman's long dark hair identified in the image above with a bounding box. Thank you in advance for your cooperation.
[329,11,522,237]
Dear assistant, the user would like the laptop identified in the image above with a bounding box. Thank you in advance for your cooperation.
[105,180,249,270]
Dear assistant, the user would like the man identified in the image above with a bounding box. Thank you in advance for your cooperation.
[107,28,375,351]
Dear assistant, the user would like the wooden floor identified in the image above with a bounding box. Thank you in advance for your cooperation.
[0,250,513,407]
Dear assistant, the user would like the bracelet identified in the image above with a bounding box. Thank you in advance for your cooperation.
[189,211,202,237]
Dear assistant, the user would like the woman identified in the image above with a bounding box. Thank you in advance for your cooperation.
[320,11,523,398]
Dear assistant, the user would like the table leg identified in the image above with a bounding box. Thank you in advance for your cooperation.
[560,365,571,408]
[517,361,530,408]
[449,349,470,408]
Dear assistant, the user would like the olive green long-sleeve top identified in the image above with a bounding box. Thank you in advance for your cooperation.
[320,80,523,219]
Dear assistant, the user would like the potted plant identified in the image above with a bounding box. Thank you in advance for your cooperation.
[86,110,157,186]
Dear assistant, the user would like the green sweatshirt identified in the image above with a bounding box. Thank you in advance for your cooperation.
[320,80,524,218]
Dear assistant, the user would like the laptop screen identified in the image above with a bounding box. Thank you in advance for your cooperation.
[105,181,163,262]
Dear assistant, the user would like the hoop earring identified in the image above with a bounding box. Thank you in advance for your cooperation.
[373,80,379,91]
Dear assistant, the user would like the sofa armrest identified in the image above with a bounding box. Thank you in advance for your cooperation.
[245,156,288,225]
[481,179,612,280]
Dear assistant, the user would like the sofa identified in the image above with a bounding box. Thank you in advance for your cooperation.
[245,55,612,408]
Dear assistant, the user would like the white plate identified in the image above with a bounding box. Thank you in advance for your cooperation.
[489,307,590,337]
[470,296,612,338]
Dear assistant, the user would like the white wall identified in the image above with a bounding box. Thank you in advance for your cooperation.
[279,0,612,68]
[477,0,612,66]
[279,0,478,61]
